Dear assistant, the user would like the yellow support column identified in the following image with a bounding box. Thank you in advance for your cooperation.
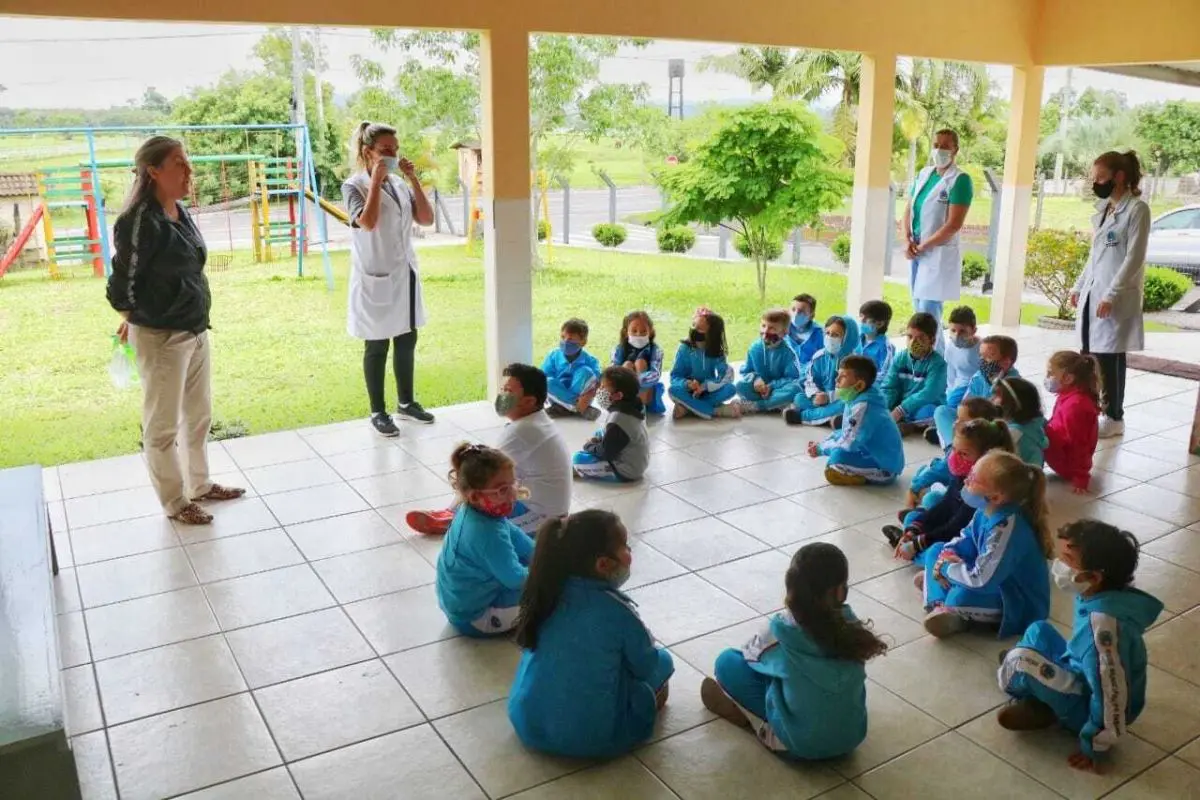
[991,64,1045,330]
[846,52,897,311]
[248,162,263,263]
[480,26,533,397]
[259,163,273,263]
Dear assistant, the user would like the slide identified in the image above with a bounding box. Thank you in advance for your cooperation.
[0,203,46,279]
[304,190,350,227]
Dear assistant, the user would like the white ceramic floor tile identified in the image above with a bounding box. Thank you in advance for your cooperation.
[811,527,906,587]
[1093,446,1182,482]
[343,584,460,655]
[845,589,928,649]
[85,586,218,661]
[1106,756,1200,800]
[58,610,90,667]
[324,443,420,480]
[1143,528,1200,572]
[244,458,343,496]
[225,607,375,689]
[173,497,280,543]
[348,467,451,508]
[203,564,335,630]
[285,509,404,561]
[72,730,117,800]
[63,664,103,736]
[311,541,436,603]
[54,569,81,614]
[831,682,947,778]
[508,756,678,799]
[598,487,709,534]
[1130,665,1200,752]
[649,651,717,743]
[718,497,842,547]
[670,617,771,678]
[69,515,180,564]
[623,540,690,591]
[1131,553,1200,614]
[223,431,316,470]
[1150,464,1200,499]
[790,485,904,526]
[399,434,473,469]
[186,529,304,583]
[626,574,757,646]
[59,454,150,499]
[175,768,301,800]
[661,472,779,515]
[683,435,789,471]
[697,550,792,613]
[76,547,197,608]
[1146,609,1200,684]
[1105,483,1200,528]
[639,516,769,571]
[642,450,724,485]
[731,458,832,497]
[384,635,522,718]
[1067,498,1178,544]
[853,567,928,624]
[64,485,162,529]
[866,637,1007,727]
[262,481,371,526]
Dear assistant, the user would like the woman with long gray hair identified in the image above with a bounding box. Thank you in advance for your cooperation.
[106,135,244,525]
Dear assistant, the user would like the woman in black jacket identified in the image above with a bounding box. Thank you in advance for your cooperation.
[106,135,243,525]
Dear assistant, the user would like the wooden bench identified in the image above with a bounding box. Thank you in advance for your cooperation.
[0,465,81,799]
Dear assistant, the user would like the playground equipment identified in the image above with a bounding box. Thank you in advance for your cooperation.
[0,203,46,279]
[35,165,105,277]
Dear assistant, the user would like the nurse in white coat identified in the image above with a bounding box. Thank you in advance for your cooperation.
[903,128,974,354]
[1070,150,1150,440]
[342,121,436,436]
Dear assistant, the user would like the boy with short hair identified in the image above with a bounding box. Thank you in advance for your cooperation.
[572,366,650,482]
[880,312,948,435]
[857,300,896,378]
[806,354,905,486]
[725,309,801,416]
[542,318,602,421]
[925,306,982,445]
[932,333,1019,447]
[998,520,1163,773]
[786,293,825,371]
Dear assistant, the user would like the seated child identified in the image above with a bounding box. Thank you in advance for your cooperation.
[880,312,948,434]
[932,334,1020,448]
[724,309,800,416]
[785,292,824,373]
[572,366,650,483]
[699,542,887,759]
[857,299,896,377]
[884,419,1015,565]
[805,355,905,486]
[668,307,736,420]
[1043,351,1102,494]
[435,443,535,637]
[508,509,673,759]
[918,451,1051,639]
[942,306,982,406]
[904,397,1000,513]
[785,314,860,427]
[993,377,1048,468]
[542,317,602,420]
[997,519,1163,773]
[612,310,665,415]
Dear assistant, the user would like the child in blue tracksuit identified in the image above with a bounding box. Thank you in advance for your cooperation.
[998,519,1163,773]
[668,308,736,419]
[993,377,1049,468]
[919,450,1051,639]
[786,293,824,375]
[881,311,947,434]
[857,299,896,378]
[904,397,1000,515]
[932,333,1019,448]
[941,306,982,409]
[785,315,860,426]
[508,509,673,759]
[612,309,665,415]
[725,309,800,416]
[435,443,535,637]
[700,542,888,760]
[805,355,905,486]
[542,317,602,421]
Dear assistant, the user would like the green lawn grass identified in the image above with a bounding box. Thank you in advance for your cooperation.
[0,244,1134,468]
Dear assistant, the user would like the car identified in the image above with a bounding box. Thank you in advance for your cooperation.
[1146,204,1200,282]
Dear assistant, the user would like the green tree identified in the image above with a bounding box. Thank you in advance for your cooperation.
[658,103,851,301]
[140,87,172,115]
[697,47,804,96]
[1136,100,1200,175]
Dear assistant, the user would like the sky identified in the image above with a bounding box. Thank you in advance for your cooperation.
[3,18,1200,111]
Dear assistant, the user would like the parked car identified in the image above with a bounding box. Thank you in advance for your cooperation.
[1147,204,1200,281]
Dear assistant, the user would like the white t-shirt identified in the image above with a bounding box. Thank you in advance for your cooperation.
[497,411,572,518]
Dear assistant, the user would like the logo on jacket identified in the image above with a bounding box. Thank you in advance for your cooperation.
[1040,663,1057,680]
[1105,230,1119,247]
[489,615,502,630]
[1097,630,1114,647]
[938,189,950,204]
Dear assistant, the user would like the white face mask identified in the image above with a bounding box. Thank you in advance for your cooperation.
[1051,559,1085,594]
[825,335,843,355]
[932,148,953,169]
[627,335,650,349]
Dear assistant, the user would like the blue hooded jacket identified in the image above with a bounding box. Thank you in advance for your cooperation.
[1068,589,1163,760]
[911,446,952,494]
[739,608,870,759]
[1008,417,1049,468]
[817,384,906,477]
[786,318,825,369]
[611,341,664,390]
[804,316,860,398]
[738,338,801,393]
[669,341,734,393]
[881,346,948,415]
[508,577,672,758]
[435,505,534,628]
[542,346,602,391]
[857,332,896,378]
[963,365,1020,402]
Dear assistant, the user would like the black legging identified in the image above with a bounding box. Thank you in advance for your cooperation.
[364,270,419,414]
[1081,299,1127,421]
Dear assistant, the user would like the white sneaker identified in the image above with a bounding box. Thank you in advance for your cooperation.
[1097,416,1126,439]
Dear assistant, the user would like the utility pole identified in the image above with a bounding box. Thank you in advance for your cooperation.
[1052,66,1072,193]
[311,28,326,131]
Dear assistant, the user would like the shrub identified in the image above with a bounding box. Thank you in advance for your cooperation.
[735,233,784,262]
[830,233,851,265]
[536,219,550,242]
[592,222,627,247]
[0,218,13,252]
[1143,266,1191,312]
[1024,229,1090,320]
[657,225,696,253]
[962,251,989,285]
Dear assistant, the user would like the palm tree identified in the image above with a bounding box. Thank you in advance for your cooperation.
[698,47,804,97]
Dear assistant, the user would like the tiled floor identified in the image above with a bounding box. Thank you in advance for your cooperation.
[44,327,1200,799]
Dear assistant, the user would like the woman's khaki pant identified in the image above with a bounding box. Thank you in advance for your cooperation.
[129,326,213,515]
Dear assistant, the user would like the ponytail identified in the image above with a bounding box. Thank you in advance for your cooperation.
[351,120,397,171]
[1049,350,1102,411]
[1095,150,1143,197]
[976,452,1051,556]
[447,442,512,496]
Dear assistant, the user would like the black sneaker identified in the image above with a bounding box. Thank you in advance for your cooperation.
[784,408,804,426]
[395,402,435,425]
[924,427,940,446]
[371,412,400,438]
[545,403,572,418]
[882,524,905,548]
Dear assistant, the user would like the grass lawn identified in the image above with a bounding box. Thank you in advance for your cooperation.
[0,244,1114,469]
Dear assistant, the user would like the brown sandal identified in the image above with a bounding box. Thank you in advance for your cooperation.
[170,502,214,526]
[193,484,246,502]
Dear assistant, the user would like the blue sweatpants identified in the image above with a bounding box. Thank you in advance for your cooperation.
[547,368,600,410]
[791,393,845,424]
[714,648,769,720]
[572,450,627,483]
[998,621,1090,732]
[736,382,799,412]
[898,404,938,425]
[642,382,666,415]
[648,647,676,691]
[669,383,737,419]
[932,403,958,449]
[921,542,1003,622]
[826,448,897,485]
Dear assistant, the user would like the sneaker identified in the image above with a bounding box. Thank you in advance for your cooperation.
[395,402,435,425]
[545,403,572,418]
[582,406,602,422]
[913,571,925,591]
[923,607,967,638]
[924,427,940,446]
[1097,415,1125,439]
[700,677,753,730]
[406,508,454,536]
[882,524,905,548]
[825,465,866,486]
[997,698,1058,731]
[784,408,804,426]
[371,412,400,438]
[898,421,923,437]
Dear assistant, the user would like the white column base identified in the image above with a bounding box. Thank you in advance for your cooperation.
[484,197,533,397]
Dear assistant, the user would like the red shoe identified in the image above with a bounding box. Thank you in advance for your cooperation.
[405,508,454,536]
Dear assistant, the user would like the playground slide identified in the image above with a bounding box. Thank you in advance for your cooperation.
[304,190,350,227]
[0,203,46,279]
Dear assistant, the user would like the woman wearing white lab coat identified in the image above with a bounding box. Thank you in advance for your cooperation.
[342,121,436,437]
[903,128,974,354]
[1070,149,1150,439]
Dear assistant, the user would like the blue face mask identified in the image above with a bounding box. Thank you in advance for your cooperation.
[1044,376,1061,394]
[560,340,582,357]
[791,312,810,330]
[860,320,877,337]
[961,487,990,510]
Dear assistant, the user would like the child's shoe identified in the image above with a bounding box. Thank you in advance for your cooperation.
[924,427,940,446]
[582,406,602,422]
[882,525,905,548]
[405,508,454,536]
[997,698,1058,731]
[825,465,866,486]
[923,606,967,638]
[700,677,753,730]
[783,407,804,426]
[715,402,744,419]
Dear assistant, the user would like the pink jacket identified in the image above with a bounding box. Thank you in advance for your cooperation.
[1044,388,1101,490]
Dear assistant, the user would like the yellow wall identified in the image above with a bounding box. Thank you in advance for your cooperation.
[1035,0,1200,66]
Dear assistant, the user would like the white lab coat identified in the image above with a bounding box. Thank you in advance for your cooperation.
[1073,195,1150,354]
[909,164,967,302]
[345,171,426,341]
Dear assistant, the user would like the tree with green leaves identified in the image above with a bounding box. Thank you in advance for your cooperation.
[1135,100,1200,176]
[658,103,851,301]
[697,47,805,97]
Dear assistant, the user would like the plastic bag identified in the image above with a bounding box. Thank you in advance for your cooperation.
[108,335,139,389]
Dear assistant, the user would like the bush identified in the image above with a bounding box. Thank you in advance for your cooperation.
[657,225,696,253]
[592,223,627,247]
[830,233,851,265]
[962,251,989,285]
[734,234,784,262]
[1143,266,1191,312]
[536,219,550,242]
[0,218,13,252]
[1024,229,1091,320]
